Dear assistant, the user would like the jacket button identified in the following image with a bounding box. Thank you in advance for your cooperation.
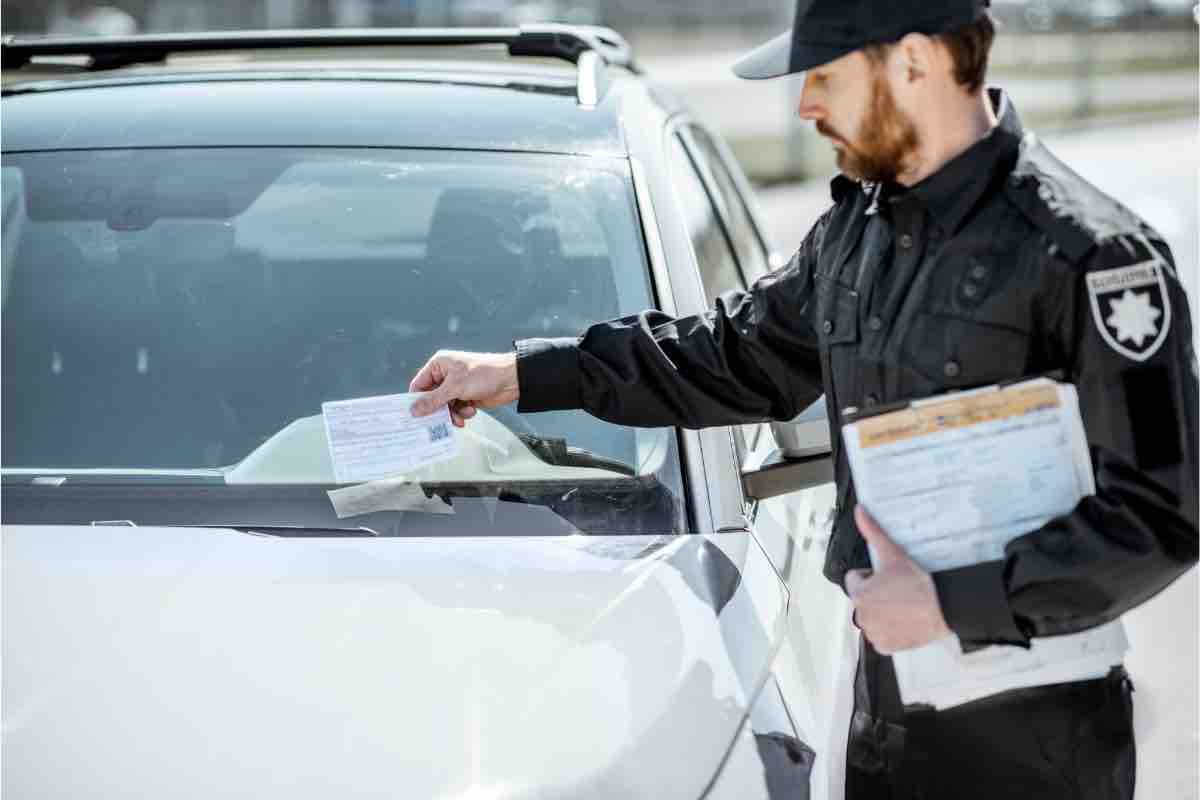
[969,263,989,280]
[823,320,835,334]
[868,315,883,331]
[944,360,961,378]
[898,233,914,249]
[962,283,980,299]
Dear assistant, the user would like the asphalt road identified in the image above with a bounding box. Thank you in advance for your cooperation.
[755,116,1200,800]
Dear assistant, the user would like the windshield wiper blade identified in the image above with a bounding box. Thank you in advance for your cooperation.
[515,434,636,477]
[2,469,225,485]
[188,524,380,537]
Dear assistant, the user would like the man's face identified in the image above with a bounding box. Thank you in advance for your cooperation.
[797,50,921,183]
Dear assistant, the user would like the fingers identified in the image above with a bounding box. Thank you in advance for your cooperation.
[409,356,443,394]
[411,380,455,418]
[870,638,897,656]
[854,505,906,565]
[853,505,883,540]
[449,400,476,428]
[844,567,873,597]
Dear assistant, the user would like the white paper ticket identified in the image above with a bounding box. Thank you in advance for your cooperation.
[322,393,459,484]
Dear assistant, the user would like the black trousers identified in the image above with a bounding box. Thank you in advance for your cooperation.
[845,639,1136,800]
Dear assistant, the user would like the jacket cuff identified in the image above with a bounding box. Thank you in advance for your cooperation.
[933,560,1030,648]
[515,337,582,413]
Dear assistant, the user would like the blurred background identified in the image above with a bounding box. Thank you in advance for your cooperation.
[4,1,1197,183]
[2,3,1198,796]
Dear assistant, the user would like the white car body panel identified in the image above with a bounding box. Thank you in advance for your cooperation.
[3,525,791,799]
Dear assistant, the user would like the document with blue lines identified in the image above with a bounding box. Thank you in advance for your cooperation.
[323,393,459,485]
[842,378,1127,710]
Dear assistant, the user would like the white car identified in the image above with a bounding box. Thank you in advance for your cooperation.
[1,27,855,799]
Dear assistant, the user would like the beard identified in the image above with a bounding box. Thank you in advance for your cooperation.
[818,71,921,184]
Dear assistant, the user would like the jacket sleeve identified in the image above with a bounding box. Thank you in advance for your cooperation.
[513,213,832,429]
[934,236,1199,647]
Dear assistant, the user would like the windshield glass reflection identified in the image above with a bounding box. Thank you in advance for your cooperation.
[1,148,686,534]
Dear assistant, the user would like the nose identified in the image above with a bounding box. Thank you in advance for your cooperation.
[797,74,823,122]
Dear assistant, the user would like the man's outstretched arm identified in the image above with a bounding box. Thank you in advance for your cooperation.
[412,211,833,429]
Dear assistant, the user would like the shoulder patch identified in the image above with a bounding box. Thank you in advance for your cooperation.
[1086,259,1172,361]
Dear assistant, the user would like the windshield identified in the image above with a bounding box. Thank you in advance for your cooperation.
[1,147,686,534]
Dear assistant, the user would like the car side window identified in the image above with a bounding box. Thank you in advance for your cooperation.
[682,125,773,284]
[667,129,763,457]
[667,132,744,307]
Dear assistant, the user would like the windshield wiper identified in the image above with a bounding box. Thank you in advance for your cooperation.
[2,469,226,485]
[82,520,380,536]
[515,434,636,477]
[190,524,380,537]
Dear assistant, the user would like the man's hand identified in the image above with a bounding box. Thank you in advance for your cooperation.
[845,505,952,655]
[409,350,520,427]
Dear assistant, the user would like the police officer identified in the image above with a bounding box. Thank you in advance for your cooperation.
[410,1,1199,796]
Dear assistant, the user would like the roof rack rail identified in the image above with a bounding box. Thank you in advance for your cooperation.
[0,25,640,74]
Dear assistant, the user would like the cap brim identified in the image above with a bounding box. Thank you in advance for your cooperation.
[731,29,855,80]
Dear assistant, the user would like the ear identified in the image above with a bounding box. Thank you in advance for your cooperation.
[893,33,937,85]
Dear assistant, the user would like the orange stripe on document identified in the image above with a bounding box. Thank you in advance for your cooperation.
[856,384,1062,449]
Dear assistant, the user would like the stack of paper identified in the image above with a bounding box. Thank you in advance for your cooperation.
[842,379,1127,710]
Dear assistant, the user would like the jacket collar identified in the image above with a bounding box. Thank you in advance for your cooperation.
[829,88,1025,235]
[904,88,1024,235]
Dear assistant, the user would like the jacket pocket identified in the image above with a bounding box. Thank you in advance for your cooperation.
[902,312,1030,389]
[815,276,860,347]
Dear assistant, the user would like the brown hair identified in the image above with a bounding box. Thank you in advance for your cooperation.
[864,15,996,95]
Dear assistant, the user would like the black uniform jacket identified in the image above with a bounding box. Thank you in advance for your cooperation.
[514,90,1199,649]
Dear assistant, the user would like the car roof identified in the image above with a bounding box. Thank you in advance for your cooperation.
[2,72,631,156]
[0,28,653,157]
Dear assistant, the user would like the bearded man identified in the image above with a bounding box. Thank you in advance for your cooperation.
[410,2,1199,797]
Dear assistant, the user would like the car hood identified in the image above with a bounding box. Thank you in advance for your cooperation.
[2,526,786,799]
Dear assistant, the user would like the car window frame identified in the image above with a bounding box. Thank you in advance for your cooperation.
[666,118,778,464]
[680,123,776,284]
[681,123,779,274]
[665,125,747,302]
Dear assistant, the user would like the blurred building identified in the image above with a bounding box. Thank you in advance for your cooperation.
[46,2,139,36]
[6,0,1194,35]
[5,0,791,35]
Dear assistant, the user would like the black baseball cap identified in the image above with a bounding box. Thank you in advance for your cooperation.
[733,0,990,80]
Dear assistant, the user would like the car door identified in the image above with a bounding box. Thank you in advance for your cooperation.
[668,120,854,800]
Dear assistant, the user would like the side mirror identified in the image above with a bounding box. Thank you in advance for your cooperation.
[741,397,834,502]
[771,395,831,458]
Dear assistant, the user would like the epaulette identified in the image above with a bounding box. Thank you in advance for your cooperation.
[1003,132,1150,266]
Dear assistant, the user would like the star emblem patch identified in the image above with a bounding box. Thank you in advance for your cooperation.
[1086,260,1171,361]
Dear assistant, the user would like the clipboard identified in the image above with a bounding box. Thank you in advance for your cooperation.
[840,369,1067,427]
[836,372,1126,710]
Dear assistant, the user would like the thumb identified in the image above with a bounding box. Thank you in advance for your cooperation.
[411,379,457,418]
[854,505,907,566]
[844,567,873,598]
